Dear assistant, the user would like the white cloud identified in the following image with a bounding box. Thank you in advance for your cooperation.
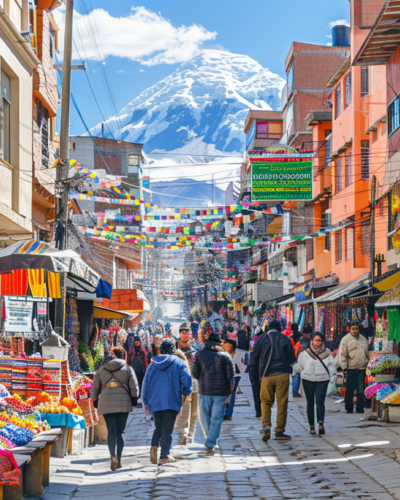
[326,42,333,46]
[326,35,332,39]
[328,19,350,29]
[139,69,145,73]
[55,6,217,66]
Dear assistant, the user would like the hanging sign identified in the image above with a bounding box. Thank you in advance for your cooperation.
[3,296,34,332]
[251,147,314,201]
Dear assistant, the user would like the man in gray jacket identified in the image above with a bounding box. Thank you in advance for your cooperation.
[338,323,369,414]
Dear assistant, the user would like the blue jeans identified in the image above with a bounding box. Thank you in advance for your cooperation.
[225,376,241,417]
[198,394,226,448]
[292,373,301,395]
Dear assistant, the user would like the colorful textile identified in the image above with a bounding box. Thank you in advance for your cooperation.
[48,271,61,299]
[1,269,28,296]
[388,307,400,343]
[0,449,21,486]
[28,269,46,297]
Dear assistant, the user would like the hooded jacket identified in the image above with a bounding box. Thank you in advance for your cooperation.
[252,329,296,379]
[141,355,192,413]
[192,340,234,396]
[91,358,139,415]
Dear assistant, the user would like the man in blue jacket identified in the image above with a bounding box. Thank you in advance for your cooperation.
[142,338,192,466]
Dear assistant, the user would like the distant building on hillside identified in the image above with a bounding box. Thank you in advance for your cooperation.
[69,136,145,213]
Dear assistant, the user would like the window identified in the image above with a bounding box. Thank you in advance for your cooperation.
[361,140,370,180]
[325,133,332,166]
[336,84,342,118]
[286,101,294,135]
[346,227,353,261]
[0,70,11,164]
[335,157,343,193]
[345,72,352,108]
[323,210,332,251]
[388,95,400,135]
[128,155,139,166]
[37,99,49,168]
[335,230,343,263]
[361,219,370,255]
[306,239,314,262]
[287,63,294,97]
[345,149,352,187]
[256,121,282,139]
[361,67,369,97]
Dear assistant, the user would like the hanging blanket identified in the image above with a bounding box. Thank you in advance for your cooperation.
[0,449,21,486]
[388,308,400,343]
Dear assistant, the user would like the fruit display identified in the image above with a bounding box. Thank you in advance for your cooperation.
[0,412,48,434]
[36,403,69,414]
[61,397,79,412]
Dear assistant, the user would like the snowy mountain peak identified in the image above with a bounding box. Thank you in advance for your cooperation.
[90,50,285,156]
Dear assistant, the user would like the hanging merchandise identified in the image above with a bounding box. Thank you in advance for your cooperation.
[388,307,400,344]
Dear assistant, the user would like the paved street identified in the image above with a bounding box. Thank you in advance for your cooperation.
[36,376,400,500]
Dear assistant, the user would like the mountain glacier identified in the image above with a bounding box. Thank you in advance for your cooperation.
[90,50,285,156]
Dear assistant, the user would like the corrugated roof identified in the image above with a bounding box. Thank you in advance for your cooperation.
[354,0,400,66]
[314,273,370,303]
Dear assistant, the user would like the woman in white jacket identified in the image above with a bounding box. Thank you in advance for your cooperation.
[293,332,336,435]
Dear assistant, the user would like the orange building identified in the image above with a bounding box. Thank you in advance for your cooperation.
[308,2,388,286]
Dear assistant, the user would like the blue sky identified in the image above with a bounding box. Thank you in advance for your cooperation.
[57,0,350,136]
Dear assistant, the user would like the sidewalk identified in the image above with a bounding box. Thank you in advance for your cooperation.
[36,375,400,500]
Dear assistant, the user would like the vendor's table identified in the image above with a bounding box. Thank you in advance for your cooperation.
[2,428,61,500]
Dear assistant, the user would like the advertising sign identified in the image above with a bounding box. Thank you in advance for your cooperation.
[3,296,34,333]
[251,147,314,201]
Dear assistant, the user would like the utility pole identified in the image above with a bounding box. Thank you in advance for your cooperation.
[370,175,377,287]
[55,0,73,336]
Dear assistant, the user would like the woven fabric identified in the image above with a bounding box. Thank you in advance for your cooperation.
[28,269,46,297]
[1,270,28,296]
[388,308,400,343]
[0,449,21,486]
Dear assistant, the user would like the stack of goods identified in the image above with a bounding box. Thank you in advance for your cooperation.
[26,358,43,398]
[0,337,25,357]
[0,359,13,391]
[60,360,73,400]
[0,338,12,355]
[42,360,61,397]
[78,396,98,427]
[11,359,27,397]
[368,354,400,376]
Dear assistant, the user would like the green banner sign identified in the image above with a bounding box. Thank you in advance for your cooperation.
[251,159,313,201]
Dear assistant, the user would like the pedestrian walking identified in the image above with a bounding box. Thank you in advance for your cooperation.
[192,332,234,455]
[174,322,198,444]
[289,323,302,397]
[223,338,246,420]
[142,338,192,465]
[293,332,336,434]
[253,320,296,441]
[91,348,139,471]
[338,323,369,414]
[127,335,148,395]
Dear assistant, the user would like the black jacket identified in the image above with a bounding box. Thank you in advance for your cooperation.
[252,329,296,379]
[192,340,234,396]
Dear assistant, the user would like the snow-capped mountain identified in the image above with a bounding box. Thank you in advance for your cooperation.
[90,50,285,155]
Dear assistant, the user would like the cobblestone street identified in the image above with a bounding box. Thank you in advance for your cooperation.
[37,376,400,500]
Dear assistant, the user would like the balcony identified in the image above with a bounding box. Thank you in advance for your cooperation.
[243,269,258,284]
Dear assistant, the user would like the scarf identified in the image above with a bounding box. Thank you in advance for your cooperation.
[178,339,190,351]
[307,341,331,360]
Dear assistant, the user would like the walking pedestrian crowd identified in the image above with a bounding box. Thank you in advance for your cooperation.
[90,316,371,468]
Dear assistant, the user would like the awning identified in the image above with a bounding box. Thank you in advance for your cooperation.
[374,268,400,292]
[354,0,400,66]
[376,280,400,307]
[93,306,132,320]
[314,273,370,303]
[296,299,314,306]
[276,296,296,306]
